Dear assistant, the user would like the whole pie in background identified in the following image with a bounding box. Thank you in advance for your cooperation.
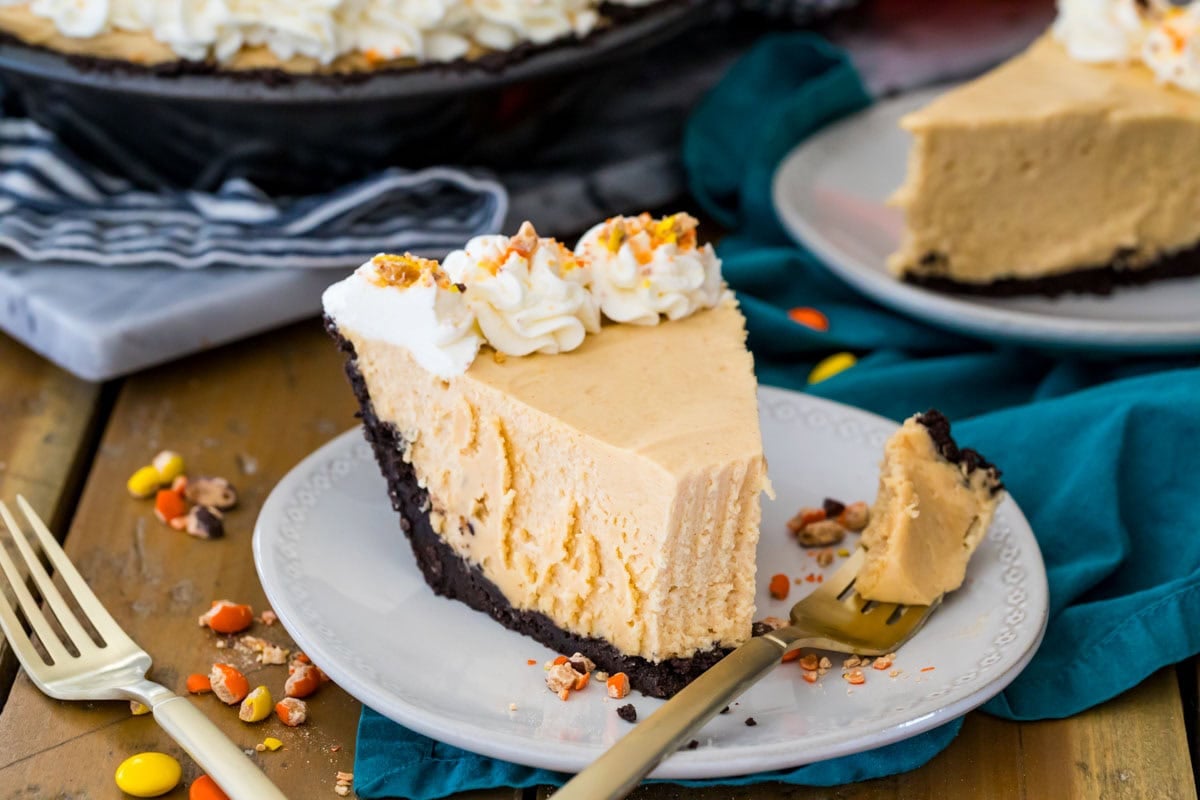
[0,0,670,73]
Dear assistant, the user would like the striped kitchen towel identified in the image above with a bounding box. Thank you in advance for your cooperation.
[0,118,508,269]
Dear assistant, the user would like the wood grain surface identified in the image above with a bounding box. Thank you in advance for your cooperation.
[0,334,104,707]
[0,325,1195,800]
[0,324,514,800]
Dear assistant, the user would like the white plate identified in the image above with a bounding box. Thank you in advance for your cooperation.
[772,88,1200,354]
[253,388,1048,779]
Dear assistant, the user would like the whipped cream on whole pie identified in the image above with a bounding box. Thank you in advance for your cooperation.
[0,0,661,69]
[1054,0,1200,91]
[322,215,769,698]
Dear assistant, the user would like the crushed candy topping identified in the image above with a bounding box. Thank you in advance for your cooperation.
[369,253,455,291]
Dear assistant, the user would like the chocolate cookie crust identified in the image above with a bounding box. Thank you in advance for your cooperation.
[326,318,730,699]
[902,241,1200,298]
[915,409,1003,495]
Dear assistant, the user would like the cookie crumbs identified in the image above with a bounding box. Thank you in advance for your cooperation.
[745,717,757,727]
[616,704,637,723]
[843,655,862,669]
[685,740,699,750]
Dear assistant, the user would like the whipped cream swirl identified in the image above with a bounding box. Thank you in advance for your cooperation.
[575,213,727,326]
[1143,6,1200,91]
[1053,0,1200,93]
[444,222,601,357]
[15,0,655,65]
[1052,0,1149,63]
[322,253,482,378]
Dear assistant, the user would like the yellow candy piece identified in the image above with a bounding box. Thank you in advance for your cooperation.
[263,737,283,751]
[151,450,185,484]
[126,466,161,499]
[239,685,273,723]
[807,352,858,385]
[114,752,181,797]
[129,700,151,716]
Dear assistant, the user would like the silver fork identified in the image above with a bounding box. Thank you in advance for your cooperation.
[0,496,286,799]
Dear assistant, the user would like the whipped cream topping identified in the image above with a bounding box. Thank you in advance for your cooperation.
[1052,0,1148,63]
[12,0,654,65]
[443,222,601,357]
[1053,0,1200,92]
[575,213,727,326]
[322,253,482,378]
[325,213,727,376]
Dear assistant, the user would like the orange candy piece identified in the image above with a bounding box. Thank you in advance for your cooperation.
[200,600,254,634]
[185,673,212,694]
[787,307,829,332]
[209,663,250,705]
[190,775,230,800]
[153,488,188,524]
[275,697,308,727]
[768,573,790,600]
[780,649,801,663]
[284,665,322,699]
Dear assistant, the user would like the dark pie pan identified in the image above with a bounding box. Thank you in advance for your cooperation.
[0,0,710,193]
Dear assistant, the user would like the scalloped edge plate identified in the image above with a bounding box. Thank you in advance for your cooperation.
[254,387,1047,778]
[773,88,1200,354]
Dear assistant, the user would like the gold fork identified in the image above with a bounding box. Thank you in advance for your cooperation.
[0,496,286,799]
[553,548,938,800]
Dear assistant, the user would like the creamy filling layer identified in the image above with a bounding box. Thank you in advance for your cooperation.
[889,36,1200,283]
[342,302,765,662]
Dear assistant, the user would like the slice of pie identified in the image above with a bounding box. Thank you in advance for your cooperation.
[856,410,1003,606]
[323,217,770,698]
[889,3,1200,296]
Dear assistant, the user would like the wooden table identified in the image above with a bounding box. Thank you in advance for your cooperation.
[0,321,1195,800]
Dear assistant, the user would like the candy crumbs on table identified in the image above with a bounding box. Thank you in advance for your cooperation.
[152,451,186,484]
[185,506,225,539]
[129,701,151,715]
[153,488,188,525]
[209,663,250,705]
[239,686,273,723]
[198,600,254,634]
[185,477,239,511]
[276,697,308,726]
[285,664,323,699]
[768,573,790,600]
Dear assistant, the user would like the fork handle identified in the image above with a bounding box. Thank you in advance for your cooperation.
[153,694,289,799]
[552,634,789,800]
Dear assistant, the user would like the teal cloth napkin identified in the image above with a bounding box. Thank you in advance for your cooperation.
[355,34,1200,799]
